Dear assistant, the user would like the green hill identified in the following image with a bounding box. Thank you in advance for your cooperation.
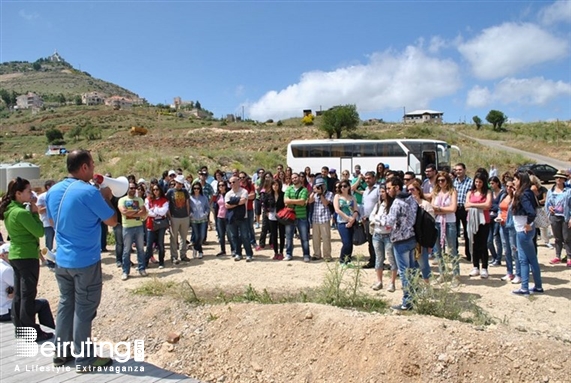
[0,53,139,103]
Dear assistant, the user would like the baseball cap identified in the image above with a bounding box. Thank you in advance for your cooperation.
[174,175,185,184]
[0,243,10,255]
[168,170,176,176]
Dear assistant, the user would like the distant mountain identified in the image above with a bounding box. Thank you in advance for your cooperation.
[0,52,139,102]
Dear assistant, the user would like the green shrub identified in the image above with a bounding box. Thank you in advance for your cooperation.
[45,128,64,143]
[277,120,283,127]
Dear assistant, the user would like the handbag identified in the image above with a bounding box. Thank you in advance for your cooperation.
[152,217,170,231]
[534,207,549,228]
[277,207,296,225]
[352,221,367,246]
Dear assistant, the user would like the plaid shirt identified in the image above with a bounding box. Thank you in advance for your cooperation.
[312,191,334,224]
[454,176,473,206]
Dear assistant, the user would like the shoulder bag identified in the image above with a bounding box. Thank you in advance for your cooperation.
[277,187,302,226]
[534,196,549,228]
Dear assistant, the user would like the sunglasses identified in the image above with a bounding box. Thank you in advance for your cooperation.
[438,178,447,182]
[404,178,412,181]
[407,188,416,192]
[129,187,137,190]
[152,188,160,191]
[341,184,350,188]
[193,187,201,190]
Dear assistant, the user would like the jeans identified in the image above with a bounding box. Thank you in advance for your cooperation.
[487,219,503,263]
[122,225,146,274]
[416,246,431,280]
[434,222,459,276]
[247,209,257,246]
[550,215,571,258]
[55,261,102,364]
[500,224,519,276]
[516,230,542,291]
[44,226,55,268]
[393,237,418,308]
[215,217,231,254]
[146,228,166,266]
[9,258,39,330]
[114,224,124,264]
[191,221,208,253]
[285,218,310,259]
[228,218,253,257]
[336,222,354,263]
[372,233,396,270]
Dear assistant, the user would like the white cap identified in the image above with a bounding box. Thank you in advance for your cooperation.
[0,243,10,255]
[138,178,146,184]
[168,170,176,176]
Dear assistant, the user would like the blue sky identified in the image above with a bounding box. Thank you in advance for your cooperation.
[1,0,570,123]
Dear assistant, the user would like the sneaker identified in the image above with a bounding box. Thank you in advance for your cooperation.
[255,222,260,229]
[489,260,501,267]
[116,262,122,268]
[501,274,514,281]
[255,245,263,251]
[139,270,147,277]
[181,257,191,262]
[172,258,180,265]
[546,243,554,249]
[372,281,383,291]
[387,283,396,292]
[511,288,530,296]
[567,261,571,268]
[284,255,293,261]
[530,286,544,294]
[53,355,74,367]
[215,251,226,257]
[192,249,198,259]
[511,276,522,284]
[480,269,489,279]
[468,267,480,277]
[149,256,159,264]
[549,257,561,265]
[246,256,253,262]
[234,255,242,261]
[311,256,322,261]
[276,253,284,260]
[451,276,461,288]
[158,265,164,269]
[76,357,113,373]
[121,273,128,281]
[197,253,203,259]
[303,257,310,263]
[390,304,411,311]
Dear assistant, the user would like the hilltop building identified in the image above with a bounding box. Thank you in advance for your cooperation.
[105,96,133,110]
[403,110,444,124]
[82,91,106,106]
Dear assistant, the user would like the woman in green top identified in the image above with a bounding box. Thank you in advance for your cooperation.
[0,177,51,341]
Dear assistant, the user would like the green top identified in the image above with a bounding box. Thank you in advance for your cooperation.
[119,196,145,228]
[4,200,44,260]
[351,178,366,204]
[284,185,309,219]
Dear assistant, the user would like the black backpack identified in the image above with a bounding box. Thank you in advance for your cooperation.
[414,204,438,248]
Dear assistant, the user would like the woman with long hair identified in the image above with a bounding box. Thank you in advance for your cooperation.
[431,171,460,284]
[334,179,359,265]
[0,177,52,341]
[545,170,571,266]
[408,180,435,283]
[257,171,274,250]
[369,183,397,292]
[213,181,232,256]
[265,179,285,259]
[145,184,169,269]
[511,171,543,295]
[498,177,521,282]
[376,163,386,184]
[465,172,492,279]
[189,182,210,259]
[488,176,504,267]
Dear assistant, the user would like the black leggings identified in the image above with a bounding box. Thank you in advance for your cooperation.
[472,223,490,269]
[10,258,40,330]
[269,220,285,254]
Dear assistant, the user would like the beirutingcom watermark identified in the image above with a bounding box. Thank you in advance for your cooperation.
[14,327,145,373]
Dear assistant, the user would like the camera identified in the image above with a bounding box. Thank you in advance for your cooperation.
[6,286,14,294]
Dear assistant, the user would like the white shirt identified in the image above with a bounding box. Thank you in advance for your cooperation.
[0,259,13,315]
[225,188,248,220]
[36,191,51,227]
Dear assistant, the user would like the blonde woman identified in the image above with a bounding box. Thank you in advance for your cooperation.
[408,180,434,283]
[431,171,460,284]
[334,180,360,265]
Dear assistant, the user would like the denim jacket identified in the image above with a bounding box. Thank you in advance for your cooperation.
[512,189,537,225]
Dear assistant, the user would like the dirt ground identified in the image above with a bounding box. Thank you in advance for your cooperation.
[11,225,571,382]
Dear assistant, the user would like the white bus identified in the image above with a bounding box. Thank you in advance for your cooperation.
[286,139,460,177]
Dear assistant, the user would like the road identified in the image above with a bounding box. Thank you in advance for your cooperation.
[459,133,571,170]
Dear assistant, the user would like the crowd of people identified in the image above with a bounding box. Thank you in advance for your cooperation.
[1,153,570,371]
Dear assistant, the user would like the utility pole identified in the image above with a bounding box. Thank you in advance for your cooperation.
[242,106,244,121]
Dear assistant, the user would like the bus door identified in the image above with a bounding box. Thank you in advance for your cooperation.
[408,153,421,178]
[340,157,352,175]
[422,150,436,178]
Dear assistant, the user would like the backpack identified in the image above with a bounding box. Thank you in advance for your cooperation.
[414,204,438,248]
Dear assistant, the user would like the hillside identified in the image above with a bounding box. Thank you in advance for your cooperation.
[0,53,139,102]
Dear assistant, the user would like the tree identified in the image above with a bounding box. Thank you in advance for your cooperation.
[45,128,64,143]
[68,126,83,142]
[472,115,482,130]
[74,95,82,105]
[0,89,10,106]
[195,100,202,110]
[320,104,360,138]
[32,62,41,71]
[486,110,508,131]
[57,93,66,105]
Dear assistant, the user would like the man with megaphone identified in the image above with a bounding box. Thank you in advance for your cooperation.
[46,149,118,371]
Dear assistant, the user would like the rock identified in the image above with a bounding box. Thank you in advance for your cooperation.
[305,311,313,320]
[438,353,449,363]
[548,308,556,313]
[167,344,174,352]
[251,362,263,372]
[167,332,181,344]
[515,325,527,332]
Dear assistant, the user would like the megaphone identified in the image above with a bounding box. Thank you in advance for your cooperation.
[93,174,129,197]
[41,247,56,263]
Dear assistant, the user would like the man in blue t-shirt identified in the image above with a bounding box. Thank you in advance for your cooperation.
[46,150,117,371]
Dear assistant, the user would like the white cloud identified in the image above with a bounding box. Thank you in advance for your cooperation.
[539,0,571,25]
[19,9,39,21]
[458,22,569,79]
[247,46,461,121]
[466,77,571,107]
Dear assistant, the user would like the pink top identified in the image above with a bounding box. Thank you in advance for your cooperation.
[469,192,490,223]
[217,195,227,219]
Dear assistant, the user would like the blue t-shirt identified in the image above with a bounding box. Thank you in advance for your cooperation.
[46,178,114,269]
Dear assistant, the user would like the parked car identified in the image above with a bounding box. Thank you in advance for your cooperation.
[517,164,558,183]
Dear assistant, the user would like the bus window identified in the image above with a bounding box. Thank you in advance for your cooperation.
[309,144,331,157]
[331,143,352,157]
[377,142,406,157]
[355,143,377,157]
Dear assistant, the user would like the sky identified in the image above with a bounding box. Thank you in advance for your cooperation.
[1,0,570,123]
